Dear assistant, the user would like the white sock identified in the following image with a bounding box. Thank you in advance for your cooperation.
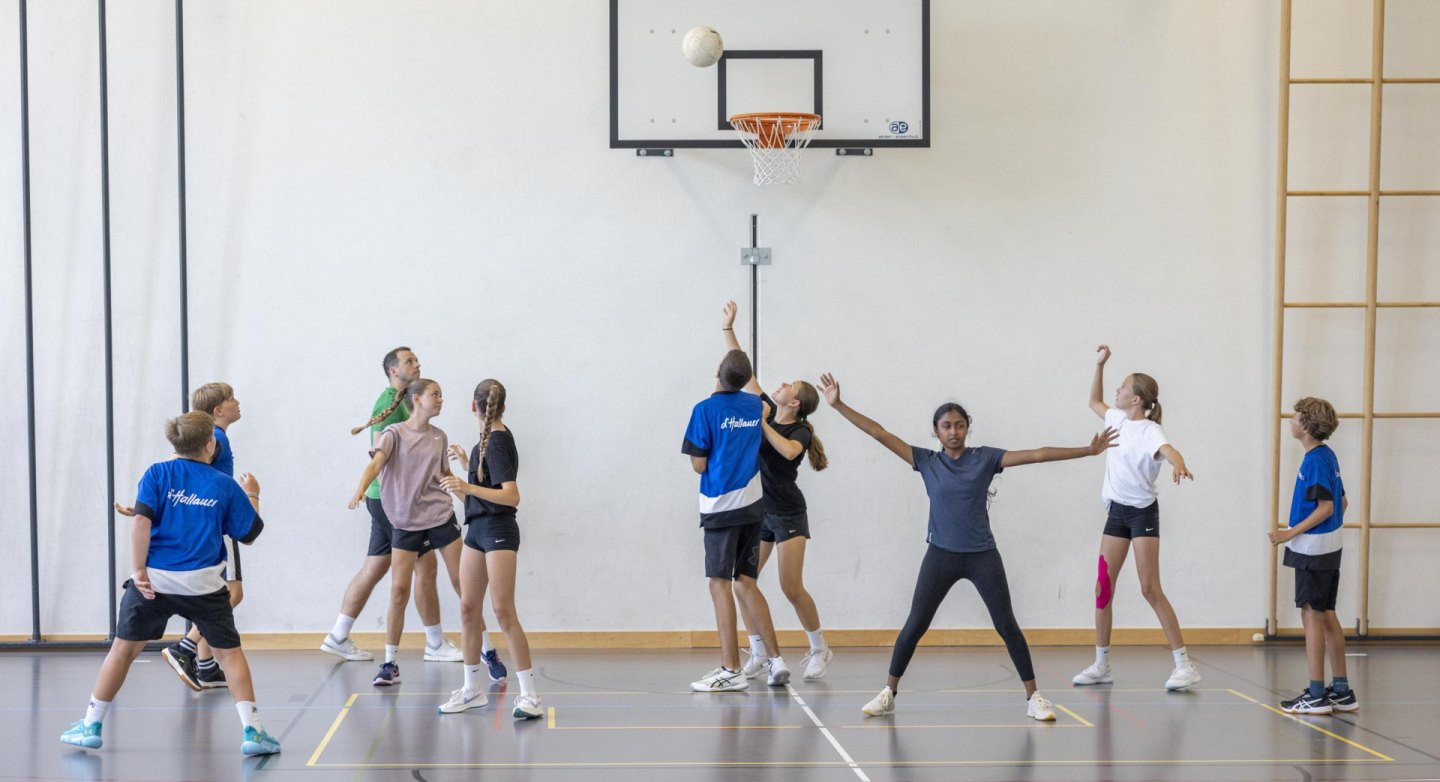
[424,624,445,648]
[463,663,483,691]
[236,701,262,731]
[748,634,765,657]
[480,632,495,654]
[1096,646,1110,668]
[516,668,537,698]
[85,696,111,725]
[1172,647,1189,666]
[385,644,400,664]
[806,629,827,652]
[331,614,356,642]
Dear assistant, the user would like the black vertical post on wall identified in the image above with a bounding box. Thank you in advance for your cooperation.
[19,0,41,644]
[175,0,189,411]
[98,0,119,640]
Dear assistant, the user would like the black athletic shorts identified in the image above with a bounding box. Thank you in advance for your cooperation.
[366,498,435,558]
[115,581,241,649]
[392,516,461,553]
[464,515,520,553]
[222,536,242,582]
[704,522,763,580]
[1293,567,1341,611]
[1103,500,1160,539]
[759,511,810,543]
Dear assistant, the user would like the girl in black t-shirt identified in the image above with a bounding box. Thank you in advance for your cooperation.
[438,379,543,720]
[722,302,836,680]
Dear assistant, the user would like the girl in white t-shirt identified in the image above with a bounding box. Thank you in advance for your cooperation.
[1073,345,1199,691]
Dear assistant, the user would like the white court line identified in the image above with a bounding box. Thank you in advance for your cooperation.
[786,684,871,782]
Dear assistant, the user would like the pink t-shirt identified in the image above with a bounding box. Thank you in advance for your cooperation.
[373,422,453,531]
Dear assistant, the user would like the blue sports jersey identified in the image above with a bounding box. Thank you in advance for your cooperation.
[1286,444,1345,563]
[211,426,235,477]
[133,458,257,575]
[682,391,764,528]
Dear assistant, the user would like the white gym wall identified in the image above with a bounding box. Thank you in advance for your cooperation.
[1,0,1436,638]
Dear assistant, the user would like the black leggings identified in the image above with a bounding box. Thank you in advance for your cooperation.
[888,545,1035,682]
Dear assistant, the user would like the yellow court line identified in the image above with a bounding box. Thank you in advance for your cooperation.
[1225,689,1393,762]
[306,693,358,767]
[352,690,653,697]
[547,706,555,729]
[546,705,811,731]
[1051,703,1094,727]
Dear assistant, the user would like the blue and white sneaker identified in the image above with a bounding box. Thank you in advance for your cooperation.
[482,649,507,681]
[373,661,400,687]
[60,720,103,749]
[240,725,281,756]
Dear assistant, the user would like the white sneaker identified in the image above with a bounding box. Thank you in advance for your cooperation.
[1165,661,1202,691]
[423,639,463,662]
[861,686,895,716]
[437,688,487,714]
[1072,662,1112,685]
[740,650,768,679]
[1026,692,1056,721]
[690,667,749,692]
[766,658,791,686]
[512,694,543,720]
[321,634,374,661]
[801,648,833,680]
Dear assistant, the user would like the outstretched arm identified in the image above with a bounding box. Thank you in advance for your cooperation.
[721,301,763,395]
[1157,444,1194,484]
[349,451,388,508]
[819,373,914,467]
[1090,345,1111,418]
[1000,427,1118,468]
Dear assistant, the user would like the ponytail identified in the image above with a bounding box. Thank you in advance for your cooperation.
[1130,373,1163,425]
[351,388,409,435]
[793,381,828,472]
[473,379,506,481]
[802,420,828,472]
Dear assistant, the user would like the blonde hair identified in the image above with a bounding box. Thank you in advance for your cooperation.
[1129,373,1163,424]
[1294,397,1338,441]
[473,379,506,481]
[792,381,828,472]
[191,382,233,416]
[352,386,410,436]
[166,411,215,457]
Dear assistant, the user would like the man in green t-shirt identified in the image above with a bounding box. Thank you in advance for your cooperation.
[320,347,463,663]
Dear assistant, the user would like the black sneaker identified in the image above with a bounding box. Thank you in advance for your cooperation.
[1280,689,1333,715]
[1326,686,1359,712]
[162,644,202,692]
[373,661,400,687]
[197,662,228,689]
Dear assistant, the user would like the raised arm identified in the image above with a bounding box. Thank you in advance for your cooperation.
[1089,344,1111,418]
[349,450,388,509]
[721,301,764,394]
[1000,427,1118,468]
[819,373,914,467]
[1157,443,1194,484]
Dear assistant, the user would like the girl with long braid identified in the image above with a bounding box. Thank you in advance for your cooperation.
[721,302,836,680]
[819,372,1117,722]
[437,380,543,719]
[348,378,467,687]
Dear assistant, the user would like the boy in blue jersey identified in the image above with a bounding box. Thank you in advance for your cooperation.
[1269,397,1357,715]
[62,412,280,755]
[682,348,789,692]
[161,382,250,690]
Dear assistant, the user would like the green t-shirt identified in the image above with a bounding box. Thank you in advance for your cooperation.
[365,386,410,500]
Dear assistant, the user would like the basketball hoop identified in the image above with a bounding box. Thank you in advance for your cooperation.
[729,112,822,185]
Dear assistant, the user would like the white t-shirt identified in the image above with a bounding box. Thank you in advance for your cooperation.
[1101,408,1169,509]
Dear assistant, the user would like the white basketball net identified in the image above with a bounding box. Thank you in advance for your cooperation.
[729,114,822,186]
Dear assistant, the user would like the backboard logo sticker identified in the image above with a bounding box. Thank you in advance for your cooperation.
[890,120,910,134]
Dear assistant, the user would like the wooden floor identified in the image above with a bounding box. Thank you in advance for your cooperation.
[14,643,1440,781]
